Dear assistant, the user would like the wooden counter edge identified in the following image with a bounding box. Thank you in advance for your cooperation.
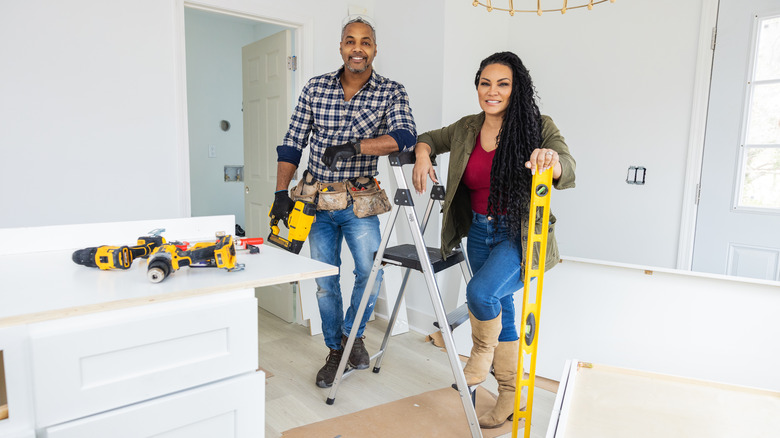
[0,266,337,328]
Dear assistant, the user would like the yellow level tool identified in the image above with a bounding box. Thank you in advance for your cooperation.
[512,167,553,438]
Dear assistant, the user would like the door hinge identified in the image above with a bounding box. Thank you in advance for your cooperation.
[287,55,297,72]
[711,26,717,50]
[695,183,702,205]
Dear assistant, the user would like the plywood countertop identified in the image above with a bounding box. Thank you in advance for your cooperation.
[0,244,337,328]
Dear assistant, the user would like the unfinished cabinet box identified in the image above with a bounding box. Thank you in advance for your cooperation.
[0,326,35,438]
[1,351,7,421]
[547,360,780,438]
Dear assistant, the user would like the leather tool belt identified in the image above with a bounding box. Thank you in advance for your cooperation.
[290,170,392,218]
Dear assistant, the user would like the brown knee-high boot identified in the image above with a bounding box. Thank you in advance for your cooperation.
[463,311,503,386]
[478,339,527,428]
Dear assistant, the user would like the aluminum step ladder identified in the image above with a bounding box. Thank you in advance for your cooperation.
[325,150,483,438]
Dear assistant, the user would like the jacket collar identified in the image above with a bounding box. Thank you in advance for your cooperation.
[466,112,486,133]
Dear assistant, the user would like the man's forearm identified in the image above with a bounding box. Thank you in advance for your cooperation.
[359,134,400,156]
[276,161,297,191]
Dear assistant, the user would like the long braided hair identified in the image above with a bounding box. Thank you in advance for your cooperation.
[475,51,543,242]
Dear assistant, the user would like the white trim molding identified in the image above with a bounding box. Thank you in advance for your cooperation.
[677,0,721,270]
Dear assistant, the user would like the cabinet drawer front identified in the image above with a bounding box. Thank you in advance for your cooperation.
[30,290,257,427]
[45,371,265,438]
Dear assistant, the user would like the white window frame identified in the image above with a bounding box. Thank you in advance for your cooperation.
[733,11,780,213]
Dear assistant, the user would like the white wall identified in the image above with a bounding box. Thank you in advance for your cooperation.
[0,0,187,228]
[0,0,705,263]
[370,1,451,325]
[504,0,704,269]
[391,0,709,332]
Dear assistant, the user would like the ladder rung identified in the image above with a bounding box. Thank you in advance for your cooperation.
[433,303,469,330]
[379,244,464,273]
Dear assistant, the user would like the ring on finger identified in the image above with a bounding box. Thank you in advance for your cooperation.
[545,151,554,156]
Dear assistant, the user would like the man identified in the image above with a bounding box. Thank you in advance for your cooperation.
[271,15,416,388]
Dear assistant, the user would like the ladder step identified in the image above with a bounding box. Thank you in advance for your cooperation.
[433,303,469,331]
[379,244,464,273]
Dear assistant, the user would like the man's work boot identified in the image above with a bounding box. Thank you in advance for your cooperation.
[342,334,370,370]
[463,311,503,386]
[478,340,526,428]
[316,348,347,388]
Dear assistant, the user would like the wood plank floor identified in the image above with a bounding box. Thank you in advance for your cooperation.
[258,307,556,438]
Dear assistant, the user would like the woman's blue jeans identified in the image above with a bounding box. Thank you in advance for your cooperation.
[309,207,383,350]
[466,212,523,342]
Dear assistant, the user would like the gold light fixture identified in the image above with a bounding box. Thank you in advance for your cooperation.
[472,0,616,16]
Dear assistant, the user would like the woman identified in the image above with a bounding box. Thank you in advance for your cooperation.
[413,51,576,429]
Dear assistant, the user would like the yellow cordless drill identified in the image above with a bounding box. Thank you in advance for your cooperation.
[146,233,242,283]
[72,229,166,270]
[268,200,316,254]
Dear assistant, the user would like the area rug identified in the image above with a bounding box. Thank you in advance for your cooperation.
[281,386,519,438]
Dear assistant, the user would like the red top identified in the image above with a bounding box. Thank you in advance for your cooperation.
[462,133,495,215]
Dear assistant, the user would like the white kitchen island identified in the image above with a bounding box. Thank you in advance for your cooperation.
[0,215,337,438]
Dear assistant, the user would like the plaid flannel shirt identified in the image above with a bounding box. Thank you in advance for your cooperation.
[277,68,417,183]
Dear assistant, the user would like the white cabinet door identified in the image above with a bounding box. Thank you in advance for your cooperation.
[45,371,265,438]
[30,290,258,427]
[692,0,780,280]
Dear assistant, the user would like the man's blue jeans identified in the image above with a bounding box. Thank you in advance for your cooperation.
[309,207,383,350]
[466,212,523,342]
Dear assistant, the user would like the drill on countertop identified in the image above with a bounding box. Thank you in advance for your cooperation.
[72,229,166,270]
[146,232,243,283]
[268,200,316,254]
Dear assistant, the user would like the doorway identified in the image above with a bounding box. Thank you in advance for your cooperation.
[183,7,294,230]
[692,0,780,280]
[183,5,302,322]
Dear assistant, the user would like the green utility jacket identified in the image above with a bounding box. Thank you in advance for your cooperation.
[417,113,576,271]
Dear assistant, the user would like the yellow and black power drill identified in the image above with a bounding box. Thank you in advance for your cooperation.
[268,200,315,254]
[146,232,242,283]
[72,229,166,270]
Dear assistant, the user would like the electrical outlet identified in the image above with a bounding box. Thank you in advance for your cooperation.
[208,145,216,158]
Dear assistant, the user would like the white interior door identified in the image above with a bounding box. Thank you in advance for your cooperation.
[692,0,780,281]
[242,30,297,322]
[242,30,291,238]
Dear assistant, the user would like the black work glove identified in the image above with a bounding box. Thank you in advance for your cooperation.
[321,140,360,171]
[270,190,294,227]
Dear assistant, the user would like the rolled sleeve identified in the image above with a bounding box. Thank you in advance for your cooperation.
[276,145,302,166]
[541,116,576,190]
[385,86,416,150]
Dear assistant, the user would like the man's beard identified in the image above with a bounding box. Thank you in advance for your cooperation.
[345,62,369,74]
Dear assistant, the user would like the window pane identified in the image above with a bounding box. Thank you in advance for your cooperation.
[746,83,780,145]
[739,147,780,209]
[755,16,780,81]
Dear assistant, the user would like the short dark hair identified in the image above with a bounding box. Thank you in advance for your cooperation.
[341,16,376,43]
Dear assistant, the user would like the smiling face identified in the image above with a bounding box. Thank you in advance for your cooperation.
[340,22,376,74]
[477,63,513,118]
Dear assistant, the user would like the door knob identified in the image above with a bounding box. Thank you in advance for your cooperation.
[245,186,250,194]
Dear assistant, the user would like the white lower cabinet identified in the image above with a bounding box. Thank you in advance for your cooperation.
[44,371,265,438]
[29,290,258,428]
